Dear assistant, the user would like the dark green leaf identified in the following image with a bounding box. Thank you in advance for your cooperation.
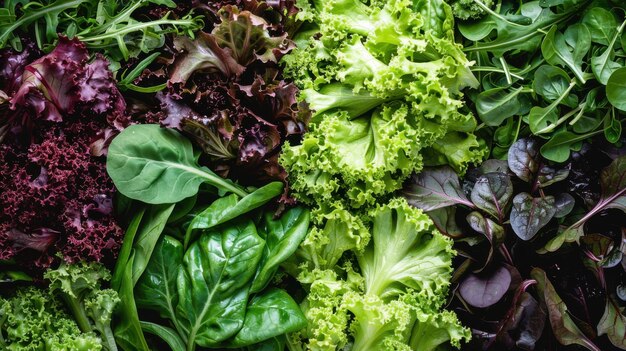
[564,23,591,64]
[140,321,186,351]
[131,204,175,285]
[470,172,513,221]
[176,220,264,347]
[228,289,306,347]
[107,124,247,204]
[582,8,617,46]
[607,67,626,111]
[113,254,150,351]
[475,87,523,126]
[402,166,474,211]
[532,66,577,107]
[604,108,622,143]
[136,236,183,322]
[112,209,145,291]
[510,193,556,241]
[540,130,602,163]
[541,26,586,83]
[251,207,310,293]
[184,182,283,247]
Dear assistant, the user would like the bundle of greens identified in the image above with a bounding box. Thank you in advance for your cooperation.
[456,0,626,160]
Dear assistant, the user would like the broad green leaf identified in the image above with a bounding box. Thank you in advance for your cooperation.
[176,220,264,347]
[136,236,183,322]
[604,108,622,143]
[251,207,310,293]
[475,87,523,126]
[184,182,283,247]
[541,26,586,83]
[107,124,247,204]
[228,289,307,347]
[540,130,602,163]
[131,203,175,285]
[564,23,591,64]
[607,67,626,111]
[582,8,617,46]
[532,66,577,107]
[591,20,626,85]
[113,254,150,351]
[140,322,186,351]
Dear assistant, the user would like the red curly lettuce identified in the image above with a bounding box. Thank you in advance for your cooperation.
[0,37,126,271]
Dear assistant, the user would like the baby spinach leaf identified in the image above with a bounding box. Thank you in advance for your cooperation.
[402,166,475,211]
[228,289,306,347]
[564,23,591,65]
[510,193,556,241]
[475,87,523,126]
[607,67,626,111]
[114,254,150,351]
[591,20,626,85]
[176,220,264,347]
[459,267,512,308]
[470,172,513,222]
[540,130,603,163]
[508,138,540,182]
[582,7,617,46]
[184,182,283,247]
[107,124,247,204]
[542,26,586,83]
[532,66,577,107]
[136,236,183,323]
[603,108,622,143]
[251,207,310,293]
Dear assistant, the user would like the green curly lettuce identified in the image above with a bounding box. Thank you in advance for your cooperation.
[45,262,120,351]
[281,0,485,211]
[0,288,103,351]
[287,199,470,351]
[445,0,495,20]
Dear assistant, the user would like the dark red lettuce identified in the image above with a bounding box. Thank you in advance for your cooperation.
[153,4,308,203]
[0,37,126,272]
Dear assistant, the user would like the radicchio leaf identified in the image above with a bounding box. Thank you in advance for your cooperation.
[403,166,475,211]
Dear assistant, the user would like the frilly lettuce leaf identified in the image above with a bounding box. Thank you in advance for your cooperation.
[287,199,469,350]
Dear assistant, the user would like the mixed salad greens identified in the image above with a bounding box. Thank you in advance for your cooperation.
[1,0,625,350]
